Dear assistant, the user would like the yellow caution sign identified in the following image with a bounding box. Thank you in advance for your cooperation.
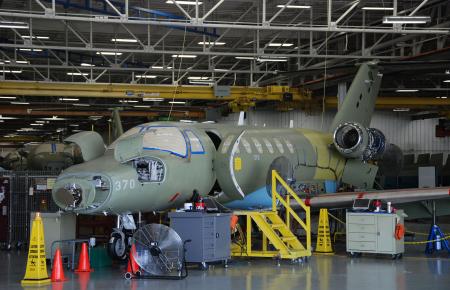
[21,212,51,286]
[315,208,334,254]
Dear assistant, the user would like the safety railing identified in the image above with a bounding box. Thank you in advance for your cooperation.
[271,170,311,253]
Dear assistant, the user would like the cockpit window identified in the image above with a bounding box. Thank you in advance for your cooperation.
[185,130,205,154]
[142,126,188,158]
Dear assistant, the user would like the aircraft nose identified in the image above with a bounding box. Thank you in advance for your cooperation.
[52,175,110,212]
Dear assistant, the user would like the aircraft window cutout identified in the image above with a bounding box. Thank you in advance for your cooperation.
[241,138,252,154]
[284,138,295,154]
[251,137,264,154]
[221,135,235,154]
[273,138,284,154]
[263,138,274,154]
[185,130,205,154]
[133,158,165,183]
[141,126,188,158]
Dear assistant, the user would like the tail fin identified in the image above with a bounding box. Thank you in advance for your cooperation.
[329,61,382,132]
[110,108,124,142]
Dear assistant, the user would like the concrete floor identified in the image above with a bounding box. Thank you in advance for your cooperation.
[1,249,450,290]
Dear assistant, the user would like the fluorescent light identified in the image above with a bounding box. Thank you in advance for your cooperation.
[136,75,157,79]
[111,38,138,43]
[35,121,46,123]
[119,100,139,103]
[172,54,197,58]
[0,96,17,99]
[235,56,256,60]
[258,57,288,62]
[67,72,88,76]
[0,70,22,73]
[169,101,186,104]
[187,76,210,80]
[4,60,29,64]
[198,41,226,46]
[445,70,450,75]
[41,116,66,121]
[19,48,43,52]
[69,124,79,127]
[133,105,151,108]
[30,123,44,126]
[276,5,311,9]
[0,115,17,120]
[73,103,90,107]
[441,96,448,99]
[59,98,80,101]
[80,63,95,67]
[213,68,228,72]
[393,108,410,112]
[362,7,394,11]
[189,80,214,85]
[395,89,419,92]
[11,102,30,105]
[143,98,164,102]
[443,80,450,83]
[383,16,431,24]
[22,35,49,40]
[96,51,123,56]
[166,0,203,5]
[151,66,173,69]
[0,21,29,29]
[268,43,294,47]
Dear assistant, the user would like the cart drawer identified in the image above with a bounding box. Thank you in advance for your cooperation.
[348,232,377,242]
[348,241,376,251]
[348,223,376,233]
[348,215,375,225]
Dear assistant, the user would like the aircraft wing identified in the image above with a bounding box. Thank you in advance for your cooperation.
[300,187,450,208]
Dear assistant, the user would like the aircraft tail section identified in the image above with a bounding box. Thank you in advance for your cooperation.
[111,108,124,142]
[329,61,382,132]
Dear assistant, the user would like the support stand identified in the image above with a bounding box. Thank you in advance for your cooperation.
[425,201,450,254]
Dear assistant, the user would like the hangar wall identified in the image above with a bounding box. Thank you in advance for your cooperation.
[219,110,450,157]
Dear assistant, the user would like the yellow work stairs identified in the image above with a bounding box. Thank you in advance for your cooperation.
[231,170,311,260]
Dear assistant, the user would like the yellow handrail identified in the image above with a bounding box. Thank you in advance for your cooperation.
[271,170,311,252]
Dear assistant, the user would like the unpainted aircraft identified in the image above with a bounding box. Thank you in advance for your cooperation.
[51,61,450,259]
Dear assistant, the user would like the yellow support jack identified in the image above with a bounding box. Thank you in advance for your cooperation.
[231,170,312,261]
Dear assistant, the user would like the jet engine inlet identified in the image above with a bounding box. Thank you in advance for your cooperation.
[333,122,386,161]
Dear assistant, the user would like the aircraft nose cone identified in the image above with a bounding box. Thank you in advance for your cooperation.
[52,178,96,211]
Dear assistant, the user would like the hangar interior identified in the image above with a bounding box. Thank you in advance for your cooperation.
[0,0,450,289]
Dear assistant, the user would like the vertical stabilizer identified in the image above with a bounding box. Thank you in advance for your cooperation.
[329,61,382,132]
[111,108,124,142]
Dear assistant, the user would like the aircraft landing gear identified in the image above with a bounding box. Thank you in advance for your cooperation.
[107,214,137,261]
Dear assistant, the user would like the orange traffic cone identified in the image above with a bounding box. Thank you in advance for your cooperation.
[51,248,67,282]
[75,243,93,272]
[125,244,140,279]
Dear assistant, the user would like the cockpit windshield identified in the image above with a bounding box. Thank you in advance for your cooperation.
[109,125,188,158]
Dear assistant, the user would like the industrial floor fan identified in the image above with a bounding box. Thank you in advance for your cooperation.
[131,224,188,279]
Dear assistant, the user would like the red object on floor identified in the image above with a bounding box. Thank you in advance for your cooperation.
[51,248,67,282]
[75,243,93,272]
[127,244,140,275]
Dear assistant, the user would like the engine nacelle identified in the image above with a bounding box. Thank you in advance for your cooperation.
[333,122,386,161]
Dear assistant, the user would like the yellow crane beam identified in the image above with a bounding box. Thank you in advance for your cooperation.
[0,81,311,101]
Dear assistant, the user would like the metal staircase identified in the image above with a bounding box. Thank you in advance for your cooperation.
[231,170,311,260]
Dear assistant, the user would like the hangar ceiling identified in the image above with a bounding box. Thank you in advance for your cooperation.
[0,0,449,143]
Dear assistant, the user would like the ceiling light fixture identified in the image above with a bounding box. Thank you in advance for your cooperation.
[172,54,197,58]
[443,80,450,83]
[169,101,186,104]
[383,16,431,24]
[0,21,29,29]
[362,7,394,11]
[258,57,288,62]
[136,75,157,79]
[143,98,164,102]
[80,63,95,67]
[4,60,29,64]
[393,108,410,112]
[235,56,256,60]
[166,1,203,5]
[133,105,151,108]
[22,35,49,40]
[276,5,311,9]
[19,48,43,52]
[198,41,226,46]
[0,70,22,73]
[96,51,123,56]
[111,38,138,43]
[119,100,139,103]
[67,72,88,76]
[59,98,80,101]
[187,76,210,80]
[151,66,173,69]
[73,103,91,107]
[0,96,17,99]
[268,43,294,47]
[395,89,419,92]
[10,101,30,105]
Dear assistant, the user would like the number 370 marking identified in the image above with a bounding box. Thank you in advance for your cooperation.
[114,179,136,191]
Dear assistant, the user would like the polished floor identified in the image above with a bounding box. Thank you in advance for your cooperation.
[1,248,450,290]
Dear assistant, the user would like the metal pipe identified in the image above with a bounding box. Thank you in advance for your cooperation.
[202,0,224,20]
